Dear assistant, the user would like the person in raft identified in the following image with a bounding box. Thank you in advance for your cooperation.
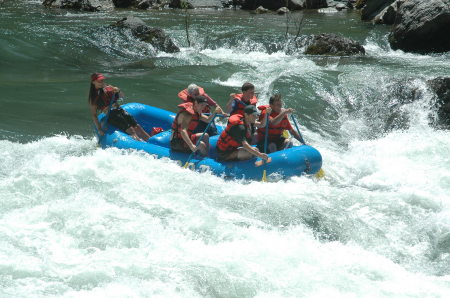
[178,83,225,136]
[226,82,258,116]
[216,105,270,162]
[171,95,220,156]
[255,94,304,153]
[89,73,150,142]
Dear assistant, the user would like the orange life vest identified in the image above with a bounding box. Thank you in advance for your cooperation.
[256,105,293,141]
[171,102,200,141]
[230,93,258,116]
[217,114,252,152]
[178,87,211,113]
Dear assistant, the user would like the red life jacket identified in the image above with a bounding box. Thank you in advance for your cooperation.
[95,86,116,111]
[230,93,258,116]
[217,114,252,152]
[171,102,200,141]
[256,105,293,141]
[178,87,211,113]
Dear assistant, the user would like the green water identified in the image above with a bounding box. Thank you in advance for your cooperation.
[1,1,396,141]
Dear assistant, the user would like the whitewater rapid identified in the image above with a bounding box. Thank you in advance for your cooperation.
[1,116,449,296]
[2,1,450,296]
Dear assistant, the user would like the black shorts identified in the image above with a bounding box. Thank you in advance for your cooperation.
[257,137,287,152]
[216,148,237,161]
[171,137,195,153]
[107,108,138,132]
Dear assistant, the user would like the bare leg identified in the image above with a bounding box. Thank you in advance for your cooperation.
[134,125,151,141]
[194,133,209,156]
[237,147,254,160]
[125,127,143,142]
[221,150,239,161]
[198,141,208,156]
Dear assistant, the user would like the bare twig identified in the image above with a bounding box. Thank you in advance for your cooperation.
[181,1,191,47]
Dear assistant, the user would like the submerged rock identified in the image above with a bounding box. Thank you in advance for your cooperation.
[389,0,450,53]
[255,6,269,13]
[113,16,180,53]
[277,7,289,14]
[240,0,303,11]
[304,33,365,56]
[43,0,114,11]
[335,3,347,11]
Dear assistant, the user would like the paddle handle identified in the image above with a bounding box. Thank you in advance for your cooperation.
[263,111,269,154]
[290,115,306,145]
[184,113,217,167]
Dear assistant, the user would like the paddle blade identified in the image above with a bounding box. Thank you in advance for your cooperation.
[314,168,325,179]
[262,169,267,182]
[255,157,272,167]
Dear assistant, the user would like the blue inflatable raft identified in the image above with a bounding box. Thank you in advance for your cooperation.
[96,103,322,181]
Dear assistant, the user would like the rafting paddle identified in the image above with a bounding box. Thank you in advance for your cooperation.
[183,113,218,168]
[261,110,270,182]
[290,114,325,178]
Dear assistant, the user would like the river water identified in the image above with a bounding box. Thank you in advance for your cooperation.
[1,1,450,297]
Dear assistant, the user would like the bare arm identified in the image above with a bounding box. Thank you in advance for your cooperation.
[255,108,272,128]
[198,106,221,123]
[178,112,197,152]
[109,86,124,108]
[242,140,269,160]
[90,104,104,135]
[226,93,236,114]
[270,108,294,126]
[204,93,225,115]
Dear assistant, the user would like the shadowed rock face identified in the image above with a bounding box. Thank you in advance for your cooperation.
[361,0,395,20]
[388,0,450,53]
[428,77,450,128]
[113,16,180,53]
[169,0,226,8]
[303,0,327,9]
[43,0,114,11]
[372,0,402,25]
[304,33,365,56]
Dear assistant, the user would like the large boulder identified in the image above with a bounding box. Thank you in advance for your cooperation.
[372,0,403,25]
[304,33,365,56]
[113,16,180,53]
[360,0,395,20]
[43,0,114,11]
[428,77,450,128]
[389,0,450,53]
[239,0,303,11]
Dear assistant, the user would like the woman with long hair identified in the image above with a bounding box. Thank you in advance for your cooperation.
[88,73,150,142]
